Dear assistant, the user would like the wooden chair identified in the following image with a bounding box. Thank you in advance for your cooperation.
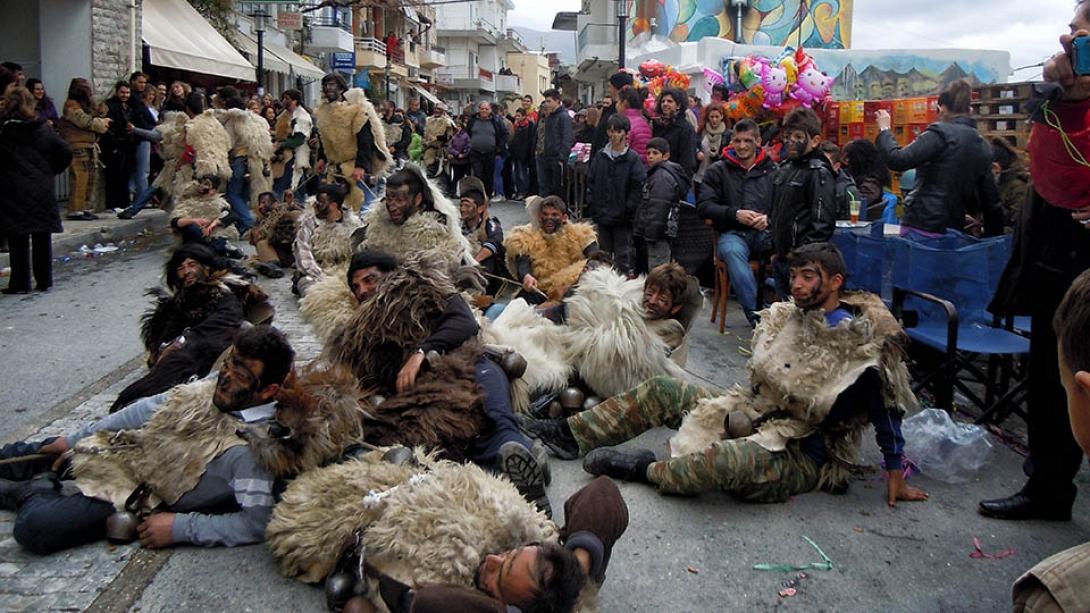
[710,230,761,334]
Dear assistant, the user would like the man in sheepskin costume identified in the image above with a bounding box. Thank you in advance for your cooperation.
[314,73,391,213]
[169,175,243,258]
[109,244,248,412]
[328,250,551,516]
[0,326,364,555]
[272,88,313,196]
[216,86,274,233]
[266,445,629,613]
[458,175,507,294]
[293,181,362,296]
[249,191,301,278]
[504,196,599,303]
[521,243,931,507]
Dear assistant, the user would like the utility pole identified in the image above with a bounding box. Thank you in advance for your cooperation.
[616,0,627,69]
[253,7,268,96]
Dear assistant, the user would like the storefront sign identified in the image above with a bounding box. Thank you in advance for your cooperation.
[278,11,303,31]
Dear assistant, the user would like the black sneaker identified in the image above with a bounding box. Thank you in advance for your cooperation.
[117,210,135,220]
[582,447,656,483]
[516,415,580,460]
[499,441,552,518]
[253,261,285,279]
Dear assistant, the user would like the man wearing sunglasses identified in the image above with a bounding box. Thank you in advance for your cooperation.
[0,326,295,555]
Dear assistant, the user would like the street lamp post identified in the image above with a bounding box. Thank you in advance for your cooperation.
[616,0,627,70]
[253,8,268,96]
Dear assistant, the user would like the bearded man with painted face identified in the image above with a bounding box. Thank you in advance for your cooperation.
[313,73,391,213]
[520,243,931,509]
[503,196,599,304]
[767,107,839,299]
[292,180,361,296]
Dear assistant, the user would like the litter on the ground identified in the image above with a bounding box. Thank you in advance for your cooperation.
[753,536,834,572]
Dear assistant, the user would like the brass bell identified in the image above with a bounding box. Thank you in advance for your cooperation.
[325,569,356,612]
[558,387,585,411]
[381,446,414,466]
[105,511,140,544]
[582,396,602,411]
[547,400,564,419]
[500,351,528,379]
[725,411,755,439]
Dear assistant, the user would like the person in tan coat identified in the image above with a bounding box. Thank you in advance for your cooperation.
[58,78,110,220]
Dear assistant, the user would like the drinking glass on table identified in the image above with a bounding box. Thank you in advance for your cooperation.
[849,199,861,224]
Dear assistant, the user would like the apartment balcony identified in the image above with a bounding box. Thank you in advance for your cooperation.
[575,23,620,82]
[500,28,527,53]
[437,19,500,44]
[436,66,496,93]
[495,73,521,93]
[306,24,354,53]
[402,43,419,69]
[419,46,446,69]
[355,38,408,77]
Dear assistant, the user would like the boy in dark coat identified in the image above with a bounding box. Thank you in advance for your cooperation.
[635,137,689,271]
[586,113,646,275]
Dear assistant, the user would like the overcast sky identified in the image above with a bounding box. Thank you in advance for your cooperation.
[507,0,1078,79]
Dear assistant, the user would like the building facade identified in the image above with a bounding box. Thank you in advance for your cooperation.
[351,1,447,107]
[435,0,527,112]
[506,51,550,105]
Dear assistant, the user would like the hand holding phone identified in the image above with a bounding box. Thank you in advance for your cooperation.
[1073,35,1090,76]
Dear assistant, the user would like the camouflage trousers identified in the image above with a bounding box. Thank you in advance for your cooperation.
[568,376,820,503]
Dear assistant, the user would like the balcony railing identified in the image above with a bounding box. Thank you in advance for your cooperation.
[357,37,387,56]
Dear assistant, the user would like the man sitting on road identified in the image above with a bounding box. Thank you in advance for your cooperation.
[520,243,931,508]
[0,326,294,555]
[504,196,599,304]
[292,181,361,296]
[249,191,302,279]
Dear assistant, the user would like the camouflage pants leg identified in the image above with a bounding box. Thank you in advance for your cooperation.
[647,439,820,503]
[567,376,717,455]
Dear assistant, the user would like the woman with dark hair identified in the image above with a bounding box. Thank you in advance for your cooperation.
[162,80,191,112]
[616,86,652,165]
[842,138,898,223]
[59,77,110,220]
[0,87,72,293]
[24,78,58,125]
[100,80,136,212]
[693,102,728,195]
[875,79,1002,237]
[652,88,697,179]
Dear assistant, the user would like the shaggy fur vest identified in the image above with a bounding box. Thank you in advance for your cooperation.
[181,111,232,194]
[314,89,390,211]
[480,299,572,413]
[670,292,918,489]
[219,108,274,208]
[311,215,359,270]
[152,112,190,202]
[72,379,246,510]
[424,114,454,146]
[299,272,356,344]
[265,451,557,591]
[504,223,598,297]
[172,194,238,240]
[140,280,238,359]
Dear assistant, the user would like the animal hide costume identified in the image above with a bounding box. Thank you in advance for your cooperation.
[298,272,356,344]
[219,108,274,208]
[479,298,572,413]
[504,197,598,298]
[308,210,360,269]
[152,111,190,205]
[356,163,476,268]
[273,106,313,189]
[669,292,919,490]
[314,88,391,211]
[172,193,239,241]
[559,268,688,398]
[249,205,300,267]
[325,254,487,460]
[177,110,232,198]
[75,366,365,512]
[265,451,557,592]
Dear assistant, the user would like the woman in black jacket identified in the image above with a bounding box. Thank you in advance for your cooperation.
[875,80,1003,237]
[100,80,136,211]
[0,87,73,293]
[652,88,698,180]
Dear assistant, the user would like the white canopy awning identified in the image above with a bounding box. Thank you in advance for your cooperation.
[233,33,291,76]
[142,0,254,81]
[263,40,327,80]
[410,83,441,106]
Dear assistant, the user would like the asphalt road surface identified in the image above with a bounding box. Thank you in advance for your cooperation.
[1,203,1089,612]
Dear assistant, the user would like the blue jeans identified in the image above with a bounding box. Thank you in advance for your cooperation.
[129,140,150,199]
[226,155,253,233]
[272,157,294,199]
[359,175,384,216]
[493,155,506,197]
[124,184,159,215]
[471,356,532,465]
[512,160,530,195]
[484,302,507,321]
[717,231,765,323]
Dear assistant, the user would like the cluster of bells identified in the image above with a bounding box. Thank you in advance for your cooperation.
[546,387,602,419]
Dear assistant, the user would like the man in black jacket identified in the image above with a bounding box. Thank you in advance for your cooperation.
[540,89,573,198]
[652,88,697,180]
[466,101,507,199]
[767,107,838,298]
[587,114,646,275]
[696,119,777,325]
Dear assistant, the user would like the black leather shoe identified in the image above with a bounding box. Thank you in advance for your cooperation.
[583,447,656,483]
[499,441,552,518]
[0,475,59,511]
[978,492,1072,521]
[516,415,580,460]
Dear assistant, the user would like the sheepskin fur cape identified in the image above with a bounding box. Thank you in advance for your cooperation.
[479,298,571,413]
[307,206,361,270]
[73,367,365,511]
[265,451,558,592]
[669,292,919,489]
[298,269,356,345]
[358,165,476,267]
[181,110,232,195]
[172,193,238,240]
[218,108,274,209]
[152,111,190,205]
[504,197,597,298]
[560,268,687,398]
[314,88,391,211]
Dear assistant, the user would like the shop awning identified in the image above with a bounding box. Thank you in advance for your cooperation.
[233,34,291,75]
[142,0,254,81]
[263,40,327,80]
[410,83,441,106]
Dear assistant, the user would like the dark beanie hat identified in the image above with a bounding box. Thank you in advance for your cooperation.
[609,71,634,89]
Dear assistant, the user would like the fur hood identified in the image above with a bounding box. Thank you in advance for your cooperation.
[266,450,557,591]
[560,267,686,398]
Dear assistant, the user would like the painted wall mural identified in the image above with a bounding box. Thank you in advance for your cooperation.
[630,0,853,49]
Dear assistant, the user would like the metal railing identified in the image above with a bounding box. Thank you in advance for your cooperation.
[357,37,388,55]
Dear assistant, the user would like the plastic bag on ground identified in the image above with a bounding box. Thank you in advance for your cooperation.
[902,408,993,483]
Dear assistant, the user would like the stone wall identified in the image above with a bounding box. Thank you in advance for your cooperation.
[91,0,141,97]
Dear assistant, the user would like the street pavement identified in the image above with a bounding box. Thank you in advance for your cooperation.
[1,200,1089,612]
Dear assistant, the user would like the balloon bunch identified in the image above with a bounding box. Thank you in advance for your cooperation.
[637,59,692,98]
[725,47,835,120]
